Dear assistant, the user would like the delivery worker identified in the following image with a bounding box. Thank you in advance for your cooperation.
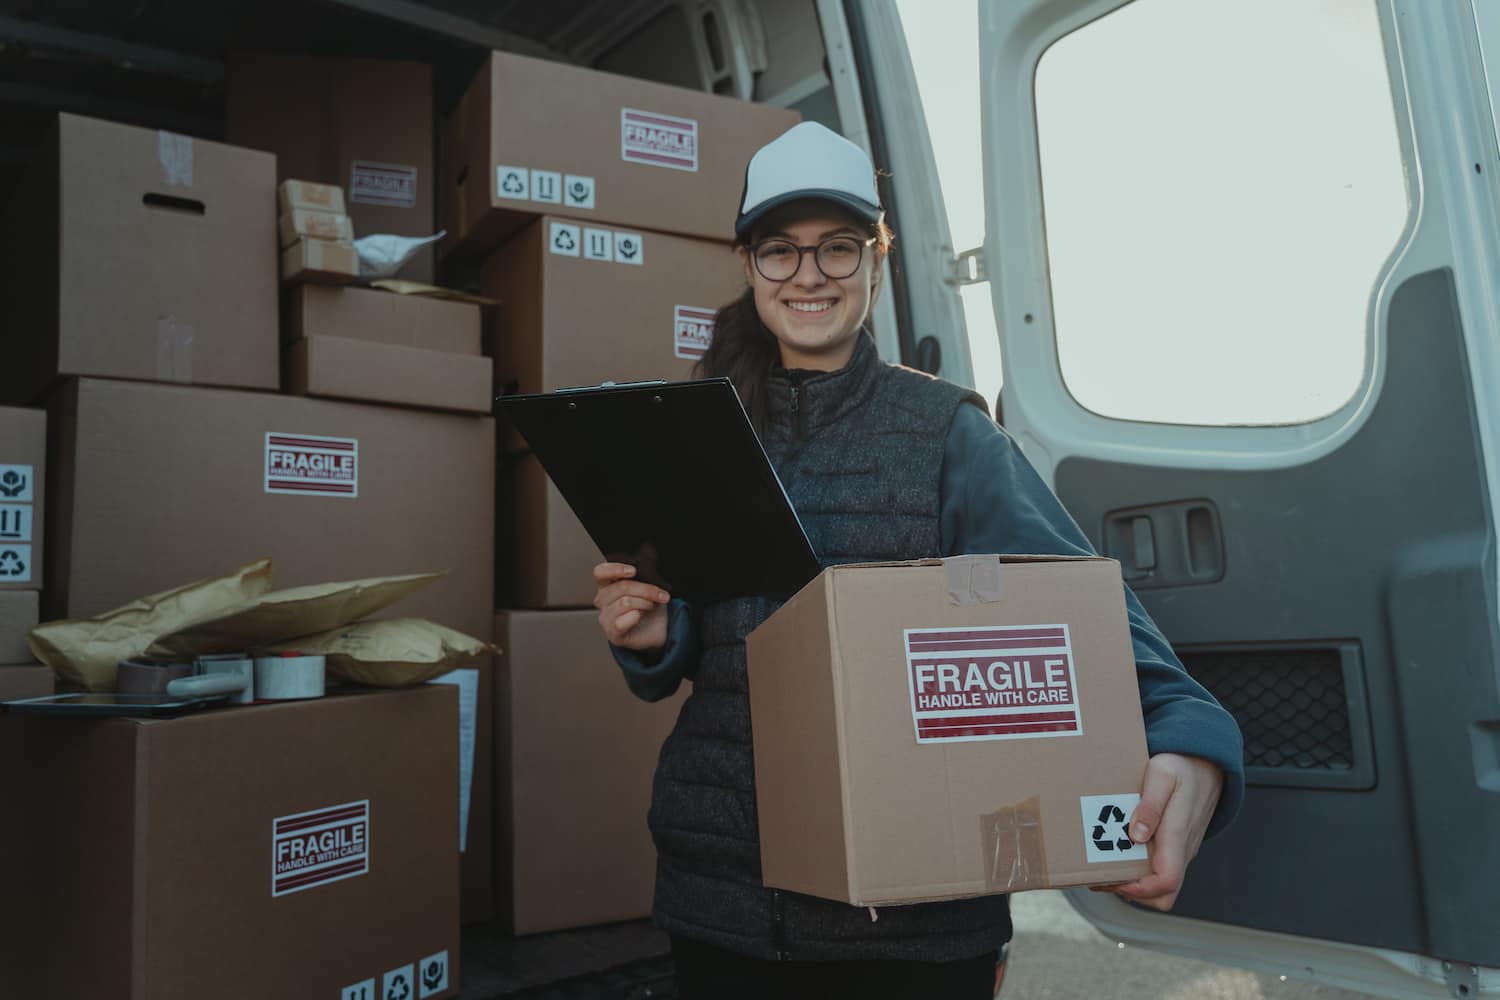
[592,121,1244,1000]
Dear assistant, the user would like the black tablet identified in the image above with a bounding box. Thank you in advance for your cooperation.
[498,378,821,604]
[1,692,230,718]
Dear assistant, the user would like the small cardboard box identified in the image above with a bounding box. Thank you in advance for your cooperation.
[0,687,461,998]
[442,51,799,258]
[287,336,492,414]
[287,285,481,354]
[0,405,44,590]
[494,610,684,934]
[279,208,354,247]
[278,178,346,214]
[747,556,1154,905]
[482,215,742,452]
[0,590,38,663]
[227,54,435,281]
[280,238,360,285]
[0,665,52,700]
[46,377,497,921]
[0,113,278,405]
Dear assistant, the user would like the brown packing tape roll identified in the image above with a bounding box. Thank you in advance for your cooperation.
[981,796,1047,892]
[945,554,1004,606]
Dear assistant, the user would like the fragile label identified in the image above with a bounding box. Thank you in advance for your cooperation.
[350,161,418,208]
[0,464,34,502]
[674,305,716,360]
[1080,793,1149,863]
[271,799,369,897]
[0,544,30,583]
[622,108,699,171]
[0,504,31,543]
[265,433,358,498]
[905,625,1082,743]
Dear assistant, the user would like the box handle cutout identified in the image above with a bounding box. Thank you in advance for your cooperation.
[143,193,206,215]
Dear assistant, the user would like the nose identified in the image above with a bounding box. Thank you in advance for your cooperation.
[791,247,827,289]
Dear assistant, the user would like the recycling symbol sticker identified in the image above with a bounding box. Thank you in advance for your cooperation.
[549,222,581,258]
[496,165,529,200]
[418,949,450,997]
[1079,793,1148,863]
[0,546,29,582]
[381,964,414,1000]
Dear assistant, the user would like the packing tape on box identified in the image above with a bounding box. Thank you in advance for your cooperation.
[981,796,1046,892]
[945,554,1004,606]
[158,130,193,186]
[156,316,194,382]
[254,653,325,700]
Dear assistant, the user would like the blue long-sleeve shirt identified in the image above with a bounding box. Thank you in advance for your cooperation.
[613,403,1245,837]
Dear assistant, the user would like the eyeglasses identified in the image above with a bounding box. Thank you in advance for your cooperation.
[748,235,876,282]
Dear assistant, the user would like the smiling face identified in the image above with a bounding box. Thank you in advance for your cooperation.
[741,202,885,371]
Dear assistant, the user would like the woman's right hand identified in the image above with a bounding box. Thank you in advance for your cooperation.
[593,562,671,653]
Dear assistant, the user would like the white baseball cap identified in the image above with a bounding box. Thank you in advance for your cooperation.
[735,122,883,242]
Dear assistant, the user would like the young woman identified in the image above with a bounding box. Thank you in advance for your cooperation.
[592,122,1244,1000]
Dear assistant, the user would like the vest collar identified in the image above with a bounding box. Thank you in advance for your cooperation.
[764,332,881,441]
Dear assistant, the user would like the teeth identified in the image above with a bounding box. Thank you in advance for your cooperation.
[788,301,833,313]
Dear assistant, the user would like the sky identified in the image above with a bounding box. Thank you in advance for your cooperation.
[891,0,1407,428]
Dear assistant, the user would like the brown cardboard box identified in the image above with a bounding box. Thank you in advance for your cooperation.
[279,178,347,214]
[281,238,361,285]
[0,113,278,406]
[501,455,598,609]
[46,377,497,921]
[287,284,482,354]
[494,610,683,933]
[227,54,435,281]
[279,208,354,247]
[0,405,44,589]
[443,51,799,258]
[288,337,493,414]
[0,687,460,998]
[0,590,38,663]
[482,215,742,451]
[747,556,1154,905]
[0,665,52,699]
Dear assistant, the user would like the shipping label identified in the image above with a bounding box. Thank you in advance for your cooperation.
[350,161,418,208]
[1080,793,1149,863]
[271,799,369,897]
[265,433,358,498]
[674,305,716,360]
[621,108,699,171]
[905,624,1082,743]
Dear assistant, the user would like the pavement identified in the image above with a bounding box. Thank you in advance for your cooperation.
[1002,891,1382,1000]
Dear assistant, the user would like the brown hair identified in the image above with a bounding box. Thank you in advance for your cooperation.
[696,219,894,433]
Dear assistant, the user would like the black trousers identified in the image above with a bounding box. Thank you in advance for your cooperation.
[670,935,998,1000]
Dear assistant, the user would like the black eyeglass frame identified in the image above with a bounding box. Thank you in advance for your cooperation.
[744,235,879,282]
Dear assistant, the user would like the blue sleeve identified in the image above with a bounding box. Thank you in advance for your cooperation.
[940,404,1245,838]
[609,597,700,702]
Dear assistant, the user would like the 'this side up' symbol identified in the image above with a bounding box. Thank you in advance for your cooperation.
[1091,804,1134,852]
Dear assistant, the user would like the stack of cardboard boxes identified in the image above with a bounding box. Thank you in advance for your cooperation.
[278,179,361,283]
[0,407,48,700]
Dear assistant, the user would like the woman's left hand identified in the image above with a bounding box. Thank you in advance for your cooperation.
[1095,752,1224,912]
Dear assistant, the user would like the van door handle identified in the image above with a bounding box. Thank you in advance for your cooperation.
[1104,501,1224,588]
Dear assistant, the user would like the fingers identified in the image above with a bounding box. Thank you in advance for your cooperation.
[592,579,670,611]
[1128,756,1181,844]
[597,592,668,644]
[592,561,637,585]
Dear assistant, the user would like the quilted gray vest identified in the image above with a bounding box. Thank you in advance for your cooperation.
[648,335,1013,962]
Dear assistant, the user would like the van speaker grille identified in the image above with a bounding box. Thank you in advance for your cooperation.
[1179,648,1353,771]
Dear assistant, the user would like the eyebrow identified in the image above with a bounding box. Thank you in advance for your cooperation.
[761,226,862,241]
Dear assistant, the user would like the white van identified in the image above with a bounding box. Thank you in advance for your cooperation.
[2,1,1493,997]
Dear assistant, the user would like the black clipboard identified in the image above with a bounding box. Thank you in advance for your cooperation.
[498,378,821,604]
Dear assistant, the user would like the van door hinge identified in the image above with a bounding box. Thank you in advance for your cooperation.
[946,246,987,286]
[1442,961,1478,998]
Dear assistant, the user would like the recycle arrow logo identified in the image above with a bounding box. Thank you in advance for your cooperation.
[386,974,410,1000]
[500,172,525,195]
[1091,803,1134,852]
[553,230,576,252]
[0,549,25,577]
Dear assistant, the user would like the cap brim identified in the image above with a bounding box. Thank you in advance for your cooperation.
[735,189,883,242]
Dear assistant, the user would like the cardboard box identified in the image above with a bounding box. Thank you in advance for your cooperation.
[0,113,278,405]
[494,610,684,933]
[227,54,435,281]
[501,455,598,609]
[747,556,1154,905]
[46,377,498,921]
[280,238,360,285]
[482,215,742,451]
[287,285,481,354]
[0,590,38,663]
[0,687,461,998]
[0,665,52,700]
[287,336,493,414]
[443,51,800,258]
[0,405,44,589]
[279,208,354,247]
[279,178,346,214]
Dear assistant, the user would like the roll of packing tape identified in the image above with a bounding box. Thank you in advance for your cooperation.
[254,652,325,701]
[116,659,193,695]
[197,653,255,705]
